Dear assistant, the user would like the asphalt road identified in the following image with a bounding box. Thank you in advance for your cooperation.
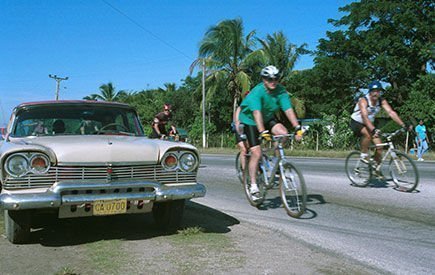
[195,154,435,274]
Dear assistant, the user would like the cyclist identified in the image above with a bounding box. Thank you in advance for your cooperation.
[233,91,251,174]
[150,103,175,139]
[238,65,302,198]
[350,80,406,173]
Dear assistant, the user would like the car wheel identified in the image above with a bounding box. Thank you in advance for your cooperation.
[152,199,185,231]
[4,210,31,244]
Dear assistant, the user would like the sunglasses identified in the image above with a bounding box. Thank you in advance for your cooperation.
[265,77,278,82]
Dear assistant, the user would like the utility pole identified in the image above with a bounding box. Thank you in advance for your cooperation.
[202,59,207,148]
[49,74,69,100]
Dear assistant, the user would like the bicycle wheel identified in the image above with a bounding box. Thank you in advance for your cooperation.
[235,152,243,184]
[279,161,307,218]
[389,151,419,192]
[243,156,266,207]
[345,151,371,187]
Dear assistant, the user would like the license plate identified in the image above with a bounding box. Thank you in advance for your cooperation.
[93,199,127,216]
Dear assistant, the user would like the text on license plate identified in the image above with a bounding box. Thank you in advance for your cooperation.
[93,199,127,216]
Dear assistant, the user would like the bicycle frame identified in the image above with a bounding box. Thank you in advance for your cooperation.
[370,130,405,173]
[259,134,292,186]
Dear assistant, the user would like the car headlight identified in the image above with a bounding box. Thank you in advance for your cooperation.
[30,154,50,174]
[5,154,29,177]
[162,153,178,170]
[179,153,197,172]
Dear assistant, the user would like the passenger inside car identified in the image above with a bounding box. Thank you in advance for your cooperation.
[52,119,65,134]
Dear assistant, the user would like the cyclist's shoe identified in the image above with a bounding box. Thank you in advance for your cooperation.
[373,165,384,179]
[359,158,370,165]
[250,183,259,193]
[250,183,261,199]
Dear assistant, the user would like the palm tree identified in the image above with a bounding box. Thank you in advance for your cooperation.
[192,18,258,114]
[253,32,309,117]
[83,82,124,102]
[255,31,309,83]
[158,83,177,93]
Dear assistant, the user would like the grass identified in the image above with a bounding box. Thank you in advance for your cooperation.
[199,147,434,160]
[177,226,204,236]
[164,228,244,274]
[0,211,4,235]
[83,239,127,274]
[54,267,79,275]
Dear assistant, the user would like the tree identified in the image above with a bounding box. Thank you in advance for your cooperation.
[194,18,256,115]
[255,31,309,84]
[321,0,434,104]
[84,82,125,102]
[399,74,435,125]
[158,83,177,93]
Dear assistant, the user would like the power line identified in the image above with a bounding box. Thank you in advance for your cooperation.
[101,0,192,60]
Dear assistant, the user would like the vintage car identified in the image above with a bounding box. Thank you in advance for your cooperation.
[0,100,205,244]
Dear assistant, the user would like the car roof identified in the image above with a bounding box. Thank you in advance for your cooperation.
[15,100,132,110]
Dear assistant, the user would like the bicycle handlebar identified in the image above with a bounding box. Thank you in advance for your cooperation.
[380,128,406,139]
[272,133,295,142]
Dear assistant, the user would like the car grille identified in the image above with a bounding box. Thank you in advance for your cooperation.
[3,164,197,190]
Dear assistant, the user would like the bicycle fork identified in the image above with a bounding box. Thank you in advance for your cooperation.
[390,151,407,174]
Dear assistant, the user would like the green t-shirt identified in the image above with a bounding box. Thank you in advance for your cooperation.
[239,83,292,126]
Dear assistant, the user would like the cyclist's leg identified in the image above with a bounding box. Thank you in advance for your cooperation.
[236,136,248,171]
[351,119,370,159]
[269,120,287,155]
[270,122,288,135]
[244,125,262,193]
[359,127,372,160]
[372,136,383,165]
[249,146,261,188]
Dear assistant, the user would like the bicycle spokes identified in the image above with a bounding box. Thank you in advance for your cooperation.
[389,152,419,192]
[279,162,307,218]
[345,151,371,187]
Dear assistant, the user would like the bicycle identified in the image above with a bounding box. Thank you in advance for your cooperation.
[235,148,268,184]
[243,134,307,218]
[345,128,419,192]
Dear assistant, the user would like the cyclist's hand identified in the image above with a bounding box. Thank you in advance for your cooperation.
[260,130,272,142]
[372,128,381,138]
[294,125,304,141]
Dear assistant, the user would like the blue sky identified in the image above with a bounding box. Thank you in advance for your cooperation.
[0,0,353,125]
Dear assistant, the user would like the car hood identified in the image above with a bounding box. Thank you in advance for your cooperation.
[3,136,197,165]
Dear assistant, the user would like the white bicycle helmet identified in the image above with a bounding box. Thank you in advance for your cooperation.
[260,65,280,78]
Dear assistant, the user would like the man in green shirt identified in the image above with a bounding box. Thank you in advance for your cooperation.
[238,65,302,199]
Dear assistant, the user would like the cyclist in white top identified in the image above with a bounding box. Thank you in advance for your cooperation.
[350,81,406,168]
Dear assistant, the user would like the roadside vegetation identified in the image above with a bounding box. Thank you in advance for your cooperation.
[83,1,433,151]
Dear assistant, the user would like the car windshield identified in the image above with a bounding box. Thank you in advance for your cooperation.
[11,105,145,137]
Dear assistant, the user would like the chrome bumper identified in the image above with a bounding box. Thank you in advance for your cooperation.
[0,180,206,210]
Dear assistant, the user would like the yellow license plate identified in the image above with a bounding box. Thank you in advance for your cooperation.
[93,199,127,216]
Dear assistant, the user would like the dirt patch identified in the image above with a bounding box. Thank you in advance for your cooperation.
[0,202,377,274]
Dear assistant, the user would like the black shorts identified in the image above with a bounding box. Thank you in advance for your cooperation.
[245,119,279,147]
[350,119,365,137]
[234,123,246,144]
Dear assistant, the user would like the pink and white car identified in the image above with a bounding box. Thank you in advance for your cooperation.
[0,100,205,243]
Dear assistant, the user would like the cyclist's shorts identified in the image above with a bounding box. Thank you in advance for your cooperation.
[235,131,245,143]
[245,119,279,147]
[350,119,365,137]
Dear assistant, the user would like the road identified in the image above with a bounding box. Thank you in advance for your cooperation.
[195,154,435,274]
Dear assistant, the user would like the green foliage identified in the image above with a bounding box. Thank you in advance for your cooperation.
[310,111,355,150]
[399,74,435,127]
[254,31,309,83]
[81,6,434,150]
[188,116,217,145]
[197,18,255,112]
[84,82,126,102]
[320,0,433,105]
